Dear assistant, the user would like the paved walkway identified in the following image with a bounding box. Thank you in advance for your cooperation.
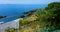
[0,19,19,32]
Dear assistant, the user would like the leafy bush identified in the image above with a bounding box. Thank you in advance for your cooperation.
[5,27,18,32]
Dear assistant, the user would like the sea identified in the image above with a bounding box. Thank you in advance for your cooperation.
[0,4,47,22]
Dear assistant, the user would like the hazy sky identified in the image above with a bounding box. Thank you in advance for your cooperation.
[0,0,60,4]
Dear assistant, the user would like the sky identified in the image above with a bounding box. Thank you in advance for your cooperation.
[0,0,60,4]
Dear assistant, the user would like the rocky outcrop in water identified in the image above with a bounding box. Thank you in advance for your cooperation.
[0,16,7,19]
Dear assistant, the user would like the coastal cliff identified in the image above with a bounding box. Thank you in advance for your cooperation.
[19,2,60,32]
[5,2,60,32]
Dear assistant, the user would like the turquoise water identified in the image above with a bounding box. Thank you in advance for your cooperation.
[0,4,47,22]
